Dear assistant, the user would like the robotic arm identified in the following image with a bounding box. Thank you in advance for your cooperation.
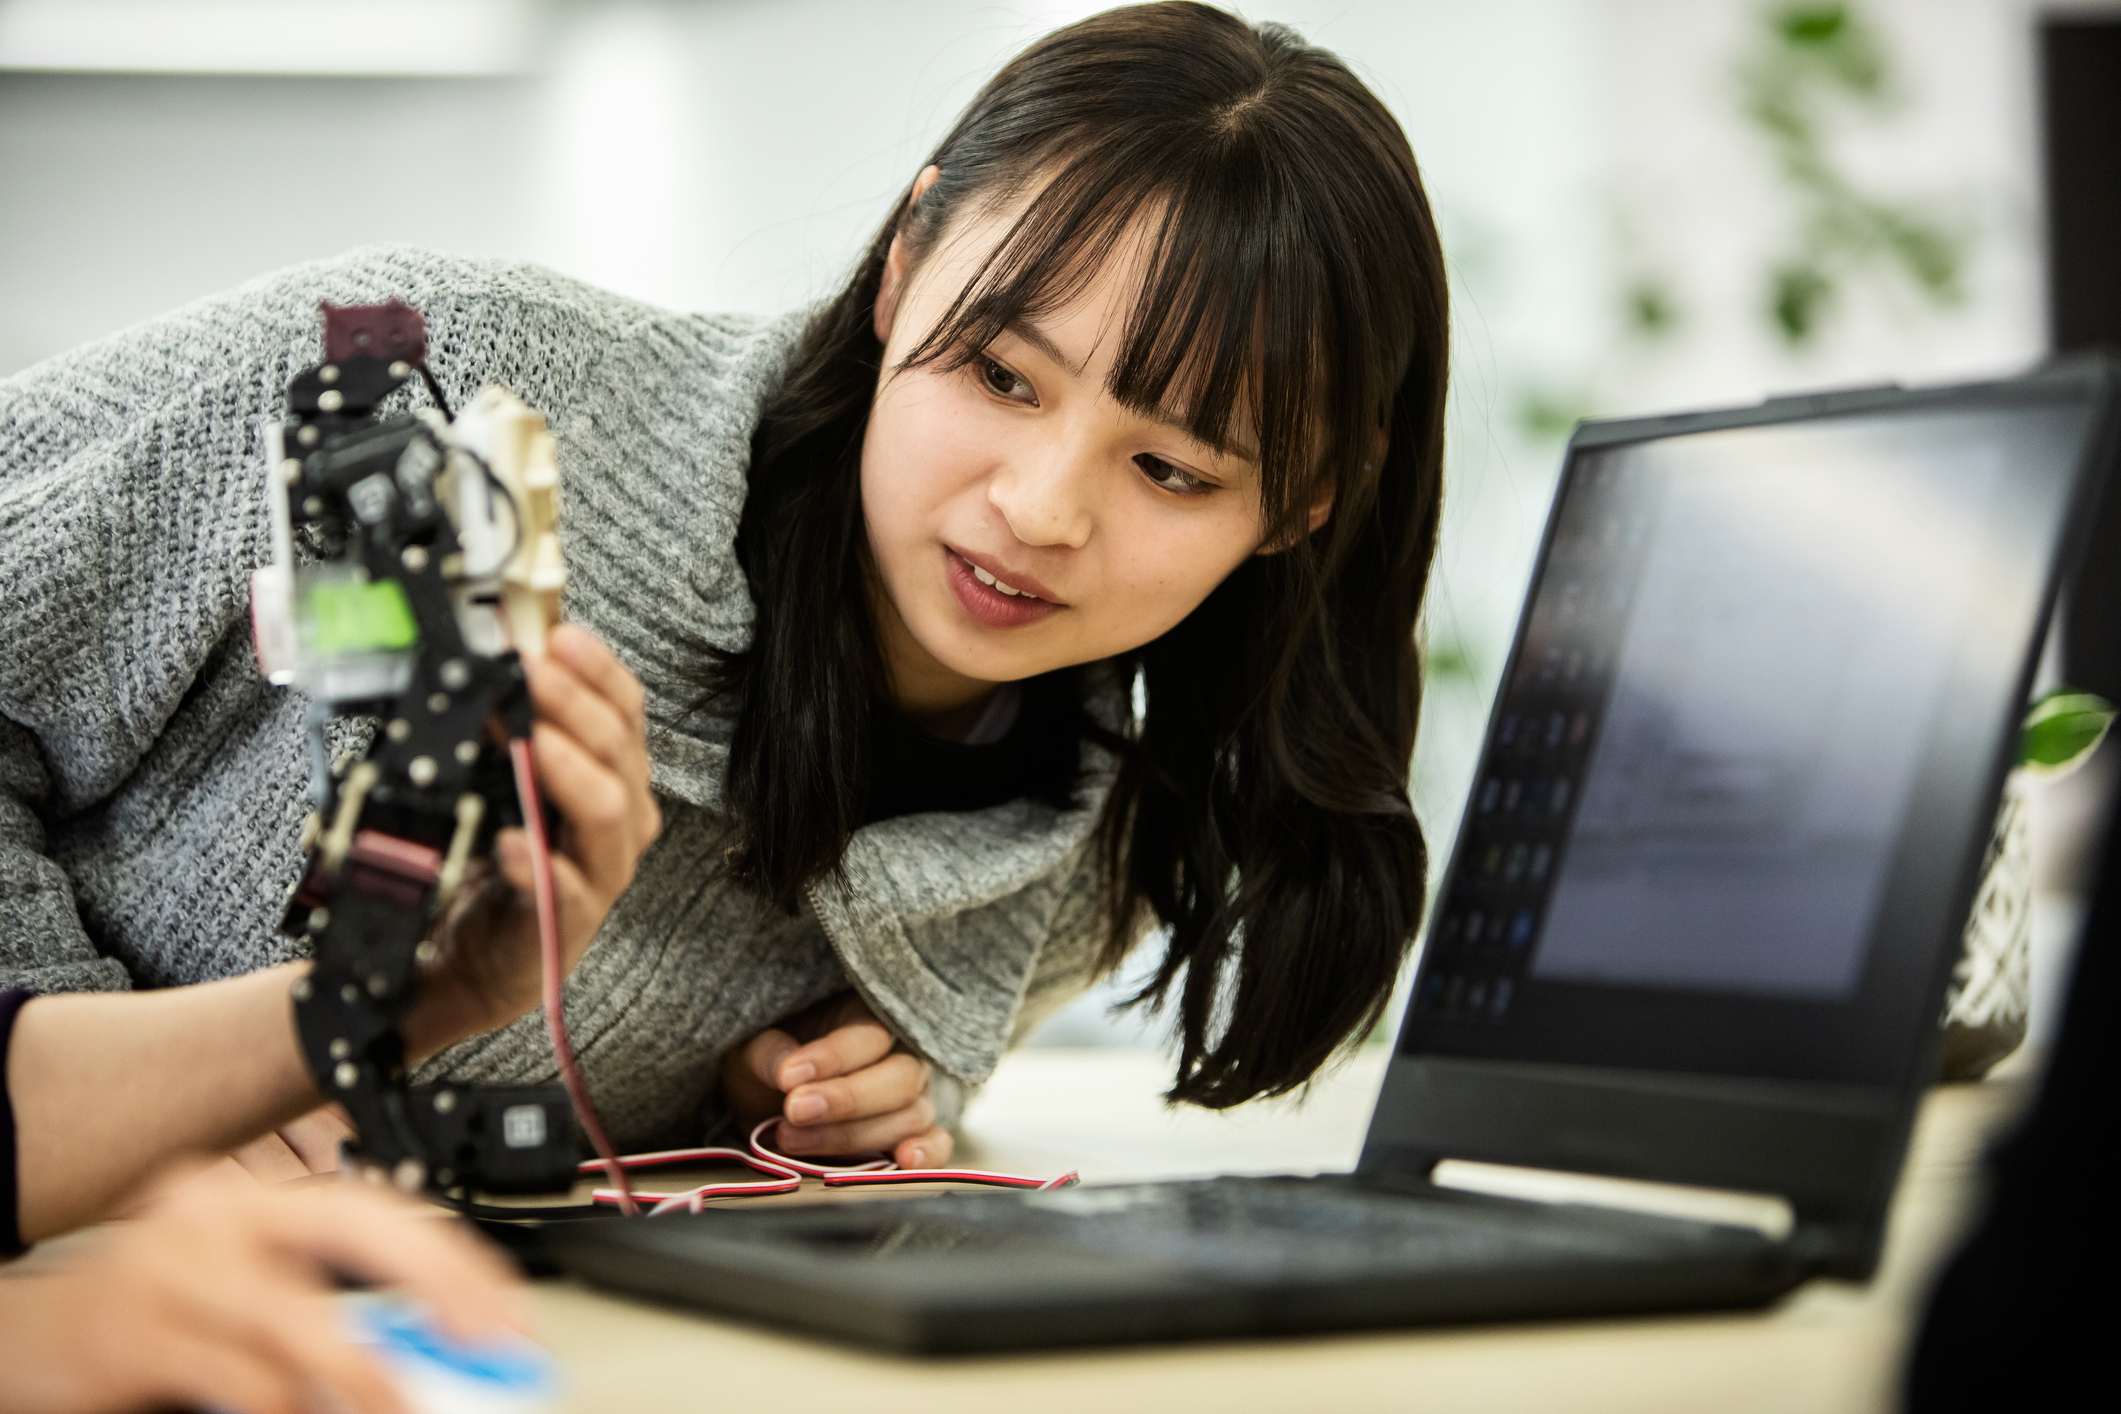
[247,299,585,1199]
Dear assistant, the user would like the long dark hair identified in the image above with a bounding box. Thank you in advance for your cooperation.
[690,1,1448,1109]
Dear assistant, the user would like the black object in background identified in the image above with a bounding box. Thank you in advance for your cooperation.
[1903,793,2120,1407]
[2040,15,2121,356]
[2041,12,2121,700]
[1905,32,2121,1380]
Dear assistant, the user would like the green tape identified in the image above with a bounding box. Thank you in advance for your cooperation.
[303,576,419,654]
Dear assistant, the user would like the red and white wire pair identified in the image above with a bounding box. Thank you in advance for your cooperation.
[584,1117,1082,1217]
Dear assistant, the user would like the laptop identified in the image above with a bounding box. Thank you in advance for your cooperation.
[544,355,2121,1354]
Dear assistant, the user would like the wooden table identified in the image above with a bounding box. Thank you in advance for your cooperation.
[524,1046,2033,1413]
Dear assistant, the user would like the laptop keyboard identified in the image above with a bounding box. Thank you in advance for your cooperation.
[752,1175,1759,1277]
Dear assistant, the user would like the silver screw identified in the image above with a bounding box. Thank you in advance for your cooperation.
[401,545,429,572]
[302,496,325,517]
[291,977,313,1002]
[434,1090,458,1114]
[280,458,302,485]
[389,360,412,379]
[308,906,331,931]
[386,718,411,742]
[297,425,319,447]
[439,658,471,691]
[329,1038,351,1060]
[414,940,440,967]
[427,691,450,714]
[318,389,344,413]
[436,1167,457,1188]
[393,1158,426,1192]
[319,364,340,385]
[340,984,359,1005]
[454,740,479,765]
[333,1061,358,1089]
[366,972,390,998]
[408,756,437,786]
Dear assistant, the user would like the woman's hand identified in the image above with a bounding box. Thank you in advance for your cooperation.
[211,624,664,1184]
[407,622,665,1056]
[719,992,955,1169]
[0,1160,533,1414]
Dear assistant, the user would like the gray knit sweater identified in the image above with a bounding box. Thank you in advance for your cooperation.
[0,244,1136,1149]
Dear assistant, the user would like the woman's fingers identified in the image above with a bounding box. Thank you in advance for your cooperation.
[550,623,649,744]
[777,1093,938,1158]
[715,1027,800,1125]
[776,1013,895,1089]
[894,1125,955,1170]
[741,1028,804,1096]
[783,1051,927,1127]
[493,822,601,970]
[529,626,659,829]
[523,721,634,901]
[523,636,643,799]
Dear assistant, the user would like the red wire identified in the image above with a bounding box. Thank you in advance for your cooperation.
[508,733,639,1217]
[580,1118,1080,1214]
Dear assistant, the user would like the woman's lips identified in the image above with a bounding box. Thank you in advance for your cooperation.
[945,547,1063,629]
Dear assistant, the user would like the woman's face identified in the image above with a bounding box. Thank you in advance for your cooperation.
[859,168,1330,723]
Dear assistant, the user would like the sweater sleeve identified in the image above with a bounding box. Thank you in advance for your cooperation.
[0,369,136,992]
[0,250,333,994]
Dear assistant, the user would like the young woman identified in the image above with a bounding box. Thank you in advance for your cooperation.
[0,2,1446,1177]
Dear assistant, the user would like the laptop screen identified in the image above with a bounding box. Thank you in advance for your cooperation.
[1398,392,2101,1086]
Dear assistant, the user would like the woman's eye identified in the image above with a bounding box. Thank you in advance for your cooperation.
[1135,454,1214,497]
[972,354,1034,404]
[969,351,1212,498]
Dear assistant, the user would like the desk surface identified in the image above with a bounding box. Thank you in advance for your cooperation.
[526,1046,2030,1413]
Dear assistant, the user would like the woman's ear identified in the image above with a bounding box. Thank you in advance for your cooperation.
[1256,482,1337,555]
[874,164,944,346]
[1254,427,1385,555]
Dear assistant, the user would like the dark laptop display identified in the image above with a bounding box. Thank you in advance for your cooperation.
[1400,402,2092,1086]
[546,358,2120,1353]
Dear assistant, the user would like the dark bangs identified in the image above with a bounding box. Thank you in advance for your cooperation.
[890,141,1384,556]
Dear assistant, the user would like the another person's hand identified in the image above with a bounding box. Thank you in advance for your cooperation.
[226,1102,359,1182]
[719,992,954,1168]
[409,621,664,1055]
[0,1160,533,1414]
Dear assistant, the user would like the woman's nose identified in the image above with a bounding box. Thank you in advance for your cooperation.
[988,444,1094,550]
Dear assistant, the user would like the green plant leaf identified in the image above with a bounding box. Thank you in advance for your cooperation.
[1771,261,1835,343]
[1777,4,1848,47]
[1426,640,1473,679]
[1625,278,1682,338]
[1512,385,1591,444]
[2019,690,2117,774]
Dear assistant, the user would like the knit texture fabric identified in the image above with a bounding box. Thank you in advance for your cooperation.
[0,245,1136,1149]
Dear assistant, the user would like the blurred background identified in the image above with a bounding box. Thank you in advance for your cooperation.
[3,0,2114,1058]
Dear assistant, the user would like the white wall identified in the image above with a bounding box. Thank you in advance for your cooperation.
[2,0,2100,1053]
